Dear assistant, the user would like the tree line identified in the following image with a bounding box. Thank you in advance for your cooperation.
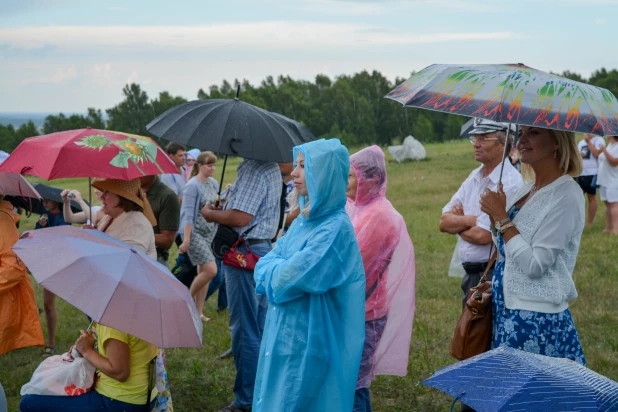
[1,68,617,153]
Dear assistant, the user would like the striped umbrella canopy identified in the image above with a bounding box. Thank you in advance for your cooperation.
[422,346,618,411]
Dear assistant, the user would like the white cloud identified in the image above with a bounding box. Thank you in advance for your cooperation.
[20,65,77,85]
[596,17,607,24]
[0,22,519,52]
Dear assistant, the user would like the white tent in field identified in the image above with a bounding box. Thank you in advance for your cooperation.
[0,151,9,164]
[387,135,426,163]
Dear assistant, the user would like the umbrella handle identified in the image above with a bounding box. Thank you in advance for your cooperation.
[215,155,228,208]
[450,393,465,412]
[497,125,513,186]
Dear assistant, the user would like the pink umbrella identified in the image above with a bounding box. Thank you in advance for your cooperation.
[13,226,202,349]
[0,172,41,199]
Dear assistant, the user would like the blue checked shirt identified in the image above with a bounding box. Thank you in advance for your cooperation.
[224,159,282,240]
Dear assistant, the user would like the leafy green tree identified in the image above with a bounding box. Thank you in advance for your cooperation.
[589,68,618,98]
[43,108,105,134]
[0,124,17,152]
[106,83,152,137]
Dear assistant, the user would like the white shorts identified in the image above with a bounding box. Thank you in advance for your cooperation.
[600,186,618,203]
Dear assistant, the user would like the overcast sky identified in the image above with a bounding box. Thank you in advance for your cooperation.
[1,0,617,112]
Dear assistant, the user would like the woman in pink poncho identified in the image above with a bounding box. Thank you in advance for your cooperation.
[346,145,416,412]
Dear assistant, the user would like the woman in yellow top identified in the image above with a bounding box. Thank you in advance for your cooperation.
[20,322,157,411]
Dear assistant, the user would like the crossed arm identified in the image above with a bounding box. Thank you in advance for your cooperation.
[439,204,492,245]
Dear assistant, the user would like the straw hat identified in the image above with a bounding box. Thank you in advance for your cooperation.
[91,178,157,226]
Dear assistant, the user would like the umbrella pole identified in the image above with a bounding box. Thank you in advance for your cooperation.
[86,319,94,332]
[88,177,93,225]
[215,155,228,208]
[497,125,512,187]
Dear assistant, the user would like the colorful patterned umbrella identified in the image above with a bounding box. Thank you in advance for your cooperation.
[0,128,178,180]
[386,63,618,135]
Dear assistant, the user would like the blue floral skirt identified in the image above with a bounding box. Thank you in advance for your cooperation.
[491,207,586,366]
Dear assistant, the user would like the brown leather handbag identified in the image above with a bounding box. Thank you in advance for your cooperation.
[449,245,498,361]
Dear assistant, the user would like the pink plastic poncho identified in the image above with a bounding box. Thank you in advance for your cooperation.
[346,145,416,389]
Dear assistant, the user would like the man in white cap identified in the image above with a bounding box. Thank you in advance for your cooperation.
[440,118,523,311]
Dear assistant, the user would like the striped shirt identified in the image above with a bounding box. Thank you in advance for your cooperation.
[225,160,282,240]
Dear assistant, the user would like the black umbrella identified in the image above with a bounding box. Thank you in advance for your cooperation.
[146,86,315,203]
[6,183,89,215]
[147,88,314,163]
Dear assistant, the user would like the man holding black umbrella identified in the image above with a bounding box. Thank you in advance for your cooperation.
[202,159,281,412]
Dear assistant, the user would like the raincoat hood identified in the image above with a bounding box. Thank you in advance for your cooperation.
[349,145,387,206]
[294,139,349,220]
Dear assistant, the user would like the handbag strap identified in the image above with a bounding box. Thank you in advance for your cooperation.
[479,243,497,284]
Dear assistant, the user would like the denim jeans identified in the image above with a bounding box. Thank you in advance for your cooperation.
[20,390,151,412]
[224,242,271,409]
[353,388,372,412]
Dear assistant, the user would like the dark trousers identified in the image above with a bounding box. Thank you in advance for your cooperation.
[460,265,494,312]
[175,255,228,310]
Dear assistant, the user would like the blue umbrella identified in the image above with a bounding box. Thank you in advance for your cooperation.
[422,346,618,412]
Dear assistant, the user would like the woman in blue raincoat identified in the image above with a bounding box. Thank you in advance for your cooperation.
[253,138,366,411]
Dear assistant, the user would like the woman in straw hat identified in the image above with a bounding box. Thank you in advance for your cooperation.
[92,178,157,260]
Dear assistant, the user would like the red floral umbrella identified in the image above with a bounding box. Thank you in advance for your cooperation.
[0,128,178,180]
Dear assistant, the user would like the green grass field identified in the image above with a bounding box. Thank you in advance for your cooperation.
[1,140,617,411]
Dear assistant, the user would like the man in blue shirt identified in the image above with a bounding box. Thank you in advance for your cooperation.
[202,159,282,412]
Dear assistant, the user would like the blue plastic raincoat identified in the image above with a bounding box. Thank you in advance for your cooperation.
[253,138,366,411]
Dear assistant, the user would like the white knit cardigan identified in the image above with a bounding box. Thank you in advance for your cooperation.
[499,175,585,314]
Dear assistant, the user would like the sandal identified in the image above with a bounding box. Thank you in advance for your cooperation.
[200,314,210,323]
[41,345,56,358]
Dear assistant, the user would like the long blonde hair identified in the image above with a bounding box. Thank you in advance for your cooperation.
[287,188,311,218]
[520,128,583,181]
[190,151,217,178]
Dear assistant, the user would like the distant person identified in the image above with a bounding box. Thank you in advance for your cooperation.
[185,148,201,182]
[0,196,44,356]
[35,197,71,358]
[178,152,219,322]
[139,175,180,267]
[597,135,618,234]
[252,139,365,411]
[576,133,606,226]
[160,142,187,203]
[440,118,523,311]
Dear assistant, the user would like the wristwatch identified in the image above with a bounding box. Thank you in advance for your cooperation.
[498,222,515,235]
[494,217,511,233]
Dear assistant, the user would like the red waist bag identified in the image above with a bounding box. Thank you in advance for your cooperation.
[223,238,261,271]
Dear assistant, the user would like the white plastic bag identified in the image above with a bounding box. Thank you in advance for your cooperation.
[21,347,96,397]
[448,236,466,278]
